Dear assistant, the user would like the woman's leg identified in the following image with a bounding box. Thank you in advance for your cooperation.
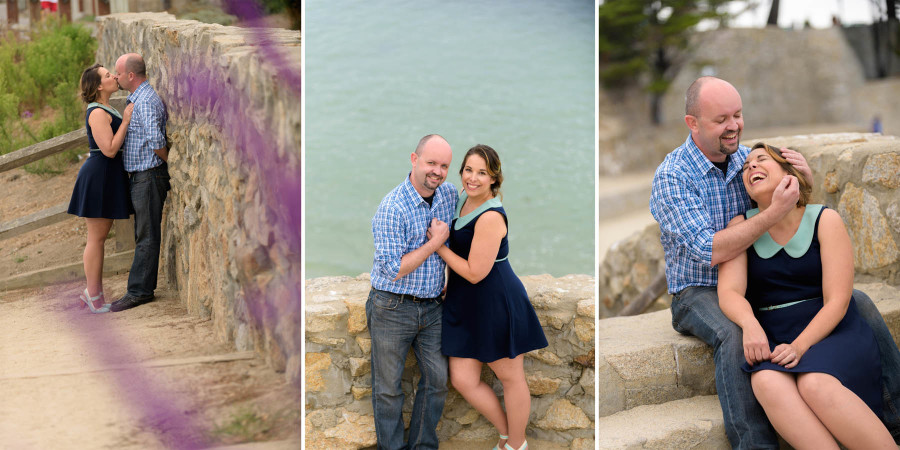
[84,218,113,307]
[797,372,895,449]
[751,370,838,450]
[449,357,508,447]
[487,355,529,449]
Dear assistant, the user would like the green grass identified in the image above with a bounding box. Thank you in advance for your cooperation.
[211,408,273,443]
[14,255,27,264]
[0,16,96,174]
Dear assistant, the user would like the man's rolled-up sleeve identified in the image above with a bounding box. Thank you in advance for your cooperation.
[372,204,405,280]
[650,168,715,266]
[136,101,167,150]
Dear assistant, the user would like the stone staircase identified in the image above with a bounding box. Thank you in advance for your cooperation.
[597,282,900,448]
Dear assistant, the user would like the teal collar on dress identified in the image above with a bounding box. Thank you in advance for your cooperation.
[87,102,122,119]
[746,204,824,259]
[453,191,502,230]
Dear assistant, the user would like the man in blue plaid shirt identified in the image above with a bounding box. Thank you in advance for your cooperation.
[650,77,900,448]
[368,134,457,449]
[110,53,170,312]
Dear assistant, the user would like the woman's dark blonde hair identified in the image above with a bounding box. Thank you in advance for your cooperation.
[748,142,811,208]
[80,63,103,104]
[460,144,503,199]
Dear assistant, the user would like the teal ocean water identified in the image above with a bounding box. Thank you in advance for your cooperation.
[305,0,595,279]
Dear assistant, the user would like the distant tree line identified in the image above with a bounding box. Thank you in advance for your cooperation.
[599,0,900,124]
[598,0,730,124]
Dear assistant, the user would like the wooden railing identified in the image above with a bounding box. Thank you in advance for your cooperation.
[0,96,136,291]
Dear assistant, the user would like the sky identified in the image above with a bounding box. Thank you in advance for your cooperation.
[724,0,880,29]
[597,1,887,30]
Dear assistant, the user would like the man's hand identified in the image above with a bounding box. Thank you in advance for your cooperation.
[742,322,771,366]
[154,147,169,162]
[780,147,813,186]
[426,218,449,249]
[770,175,799,217]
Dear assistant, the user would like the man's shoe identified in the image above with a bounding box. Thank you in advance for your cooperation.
[110,294,154,312]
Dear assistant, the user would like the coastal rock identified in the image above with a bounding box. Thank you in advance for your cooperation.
[306,353,331,392]
[862,152,900,189]
[534,399,592,431]
[349,357,370,377]
[838,184,900,271]
[344,299,367,334]
[526,373,562,396]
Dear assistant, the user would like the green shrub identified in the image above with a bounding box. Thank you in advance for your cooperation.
[0,16,96,173]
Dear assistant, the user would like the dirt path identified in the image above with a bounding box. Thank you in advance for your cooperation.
[0,274,300,449]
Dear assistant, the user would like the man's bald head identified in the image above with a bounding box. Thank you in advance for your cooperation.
[685,76,739,118]
[414,134,448,155]
[114,53,147,93]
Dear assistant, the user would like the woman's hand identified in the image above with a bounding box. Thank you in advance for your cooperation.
[122,103,134,125]
[770,342,804,369]
[743,321,771,366]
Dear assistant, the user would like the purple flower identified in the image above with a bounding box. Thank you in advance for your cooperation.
[22,111,32,119]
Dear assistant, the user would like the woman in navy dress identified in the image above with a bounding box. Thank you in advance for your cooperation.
[67,64,134,313]
[428,144,547,450]
[718,143,894,449]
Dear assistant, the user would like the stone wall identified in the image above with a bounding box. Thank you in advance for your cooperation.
[95,14,302,385]
[598,223,668,318]
[661,27,867,129]
[602,133,900,318]
[304,274,596,449]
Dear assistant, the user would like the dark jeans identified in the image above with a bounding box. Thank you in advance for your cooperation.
[366,288,447,450]
[127,163,170,298]
[672,286,900,449]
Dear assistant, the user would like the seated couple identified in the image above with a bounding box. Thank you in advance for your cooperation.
[651,76,900,449]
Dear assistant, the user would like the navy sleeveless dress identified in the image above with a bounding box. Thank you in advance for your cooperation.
[67,104,133,219]
[442,193,548,362]
[742,204,882,416]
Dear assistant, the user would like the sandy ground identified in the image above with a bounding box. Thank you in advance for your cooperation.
[1,161,299,448]
[0,277,300,448]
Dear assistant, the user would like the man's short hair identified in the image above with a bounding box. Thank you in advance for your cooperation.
[125,55,146,77]
[685,76,714,117]
[415,134,445,155]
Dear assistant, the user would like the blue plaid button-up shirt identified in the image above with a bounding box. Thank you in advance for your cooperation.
[650,135,752,294]
[371,174,458,298]
[123,81,167,172]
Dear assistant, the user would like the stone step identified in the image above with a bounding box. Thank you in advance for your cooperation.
[597,395,728,449]
[598,282,900,418]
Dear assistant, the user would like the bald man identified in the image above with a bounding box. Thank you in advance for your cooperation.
[650,76,900,448]
[111,53,170,312]
[368,134,457,449]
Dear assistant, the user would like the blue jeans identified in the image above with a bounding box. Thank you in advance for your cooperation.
[672,286,777,449]
[127,164,170,297]
[673,286,900,448]
[366,288,448,450]
[853,289,900,440]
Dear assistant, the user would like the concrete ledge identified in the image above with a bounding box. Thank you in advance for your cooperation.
[598,282,900,418]
[597,395,727,449]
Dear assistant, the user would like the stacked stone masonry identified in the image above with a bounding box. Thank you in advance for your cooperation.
[95,14,301,386]
[305,274,596,449]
